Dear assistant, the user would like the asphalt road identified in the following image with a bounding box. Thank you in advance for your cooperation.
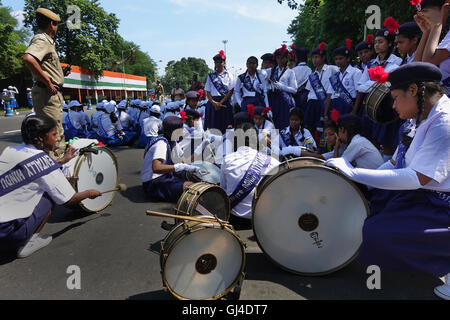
[0,112,443,300]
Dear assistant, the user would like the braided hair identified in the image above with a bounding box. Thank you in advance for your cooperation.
[21,115,57,150]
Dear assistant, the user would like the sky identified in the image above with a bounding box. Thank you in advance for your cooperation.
[4,0,299,78]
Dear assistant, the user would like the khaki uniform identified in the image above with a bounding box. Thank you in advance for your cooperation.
[155,84,164,103]
[25,31,66,159]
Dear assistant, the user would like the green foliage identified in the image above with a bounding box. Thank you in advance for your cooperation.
[161,57,212,92]
[287,0,417,63]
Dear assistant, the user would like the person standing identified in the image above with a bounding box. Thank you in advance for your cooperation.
[8,86,19,115]
[155,80,165,104]
[171,82,185,102]
[188,74,204,92]
[23,8,71,159]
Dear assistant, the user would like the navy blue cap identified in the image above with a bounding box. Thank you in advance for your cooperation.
[233,112,252,127]
[186,90,200,99]
[333,46,351,56]
[375,28,395,41]
[253,106,266,116]
[419,0,445,11]
[397,22,422,38]
[261,53,275,62]
[356,41,370,52]
[294,47,310,60]
[388,62,442,89]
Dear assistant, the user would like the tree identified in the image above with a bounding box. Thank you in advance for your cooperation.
[160,57,212,93]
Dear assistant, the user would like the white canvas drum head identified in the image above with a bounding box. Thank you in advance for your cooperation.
[76,148,118,212]
[253,165,368,275]
[190,161,221,184]
[164,226,244,300]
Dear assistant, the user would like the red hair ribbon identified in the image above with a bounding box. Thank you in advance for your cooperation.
[180,110,187,123]
[219,50,226,60]
[318,42,327,52]
[330,109,341,123]
[384,17,400,35]
[198,89,204,98]
[263,107,271,115]
[280,44,287,54]
[247,104,255,118]
[366,34,374,46]
[368,66,389,84]
[289,51,295,59]
[346,39,352,51]
[199,113,203,118]
[410,0,422,10]
[290,44,296,50]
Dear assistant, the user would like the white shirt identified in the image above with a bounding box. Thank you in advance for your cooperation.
[204,71,235,97]
[393,95,450,192]
[279,126,317,149]
[67,111,86,130]
[357,54,402,93]
[306,64,339,100]
[0,144,76,223]
[100,113,123,137]
[118,110,134,130]
[327,65,362,99]
[62,111,69,125]
[341,134,384,169]
[220,146,280,219]
[404,51,416,65]
[437,31,450,84]
[266,66,298,94]
[142,116,162,138]
[292,63,313,88]
[234,71,270,107]
[8,87,18,98]
[141,140,183,182]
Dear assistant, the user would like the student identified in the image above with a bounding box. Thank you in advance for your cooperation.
[204,50,235,133]
[234,56,269,112]
[414,0,450,95]
[90,101,105,133]
[90,102,129,147]
[267,45,298,130]
[117,100,137,145]
[141,116,200,203]
[354,18,403,157]
[355,35,375,71]
[300,120,344,160]
[292,46,312,113]
[26,88,33,109]
[278,108,317,158]
[64,100,88,140]
[252,106,275,136]
[260,53,276,70]
[324,40,362,120]
[220,122,280,225]
[138,104,162,148]
[164,101,183,119]
[184,90,205,131]
[0,115,101,258]
[61,103,69,128]
[326,62,450,300]
[395,22,422,65]
[304,43,339,139]
[8,86,19,115]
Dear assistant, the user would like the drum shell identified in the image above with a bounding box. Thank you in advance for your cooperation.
[365,83,399,125]
[175,182,230,223]
[67,145,119,213]
[252,158,369,276]
[160,219,246,300]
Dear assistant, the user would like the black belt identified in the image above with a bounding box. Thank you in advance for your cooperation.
[35,81,63,92]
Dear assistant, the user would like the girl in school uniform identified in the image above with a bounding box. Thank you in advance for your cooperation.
[355,35,375,71]
[251,105,275,136]
[278,108,317,159]
[64,100,88,140]
[117,100,138,145]
[354,18,403,158]
[267,45,298,130]
[292,46,313,113]
[141,116,200,203]
[204,51,235,134]
[326,62,450,300]
[90,103,132,147]
[304,43,339,140]
[324,40,363,120]
[0,115,101,258]
[138,105,162,148]
[395,22,422,65]
[300,120,344,161]
[234,56,269,113]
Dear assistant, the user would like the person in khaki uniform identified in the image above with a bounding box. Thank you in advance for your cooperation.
[155,80,165,104]
[23,8,70,159]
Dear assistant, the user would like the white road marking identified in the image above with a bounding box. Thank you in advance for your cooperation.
[3,130,21,134]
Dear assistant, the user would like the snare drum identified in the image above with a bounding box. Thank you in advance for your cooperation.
[65,139,119,213]
[186,161,221,184]
[160,217,246,300]
[175,182,230,223]
[365,83,399,124]
[252,158,369,276]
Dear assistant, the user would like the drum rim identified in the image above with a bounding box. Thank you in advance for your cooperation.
[365,83,399,125]
[186,161,221,184]
[251,161,370,276]
[160,221,246,300]
[73,145,119,213]
[175,182,231,223]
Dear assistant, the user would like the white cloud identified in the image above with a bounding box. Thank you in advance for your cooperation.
[11,10,25,28]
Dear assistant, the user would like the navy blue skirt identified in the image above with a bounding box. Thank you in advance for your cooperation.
[328,97,354,117]
[293,89,309,114]
[205,96,233,134]
[359,189,450,277]
[304,99,323,129]
[0,193,54,250]
[371,119,403,149]
[143,173,188,203]
[269,90,295,130]
[241,95,265,113]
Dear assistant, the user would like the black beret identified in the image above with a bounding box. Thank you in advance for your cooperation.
[388,62,442,89]
[163,116,183,133]
[233,112,252,127]
[294,46,310,56]
[333,46,351,56]
[397,22,422,38]
[420,0,445,10]
[311,47,327,56]
[254,106,266,116]
[261,53,275,62]
[185,108,200,119]
[355,41,370,52]
[375,28,395,41]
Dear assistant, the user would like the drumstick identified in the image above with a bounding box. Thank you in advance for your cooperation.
[203,133,217,163]
[100,184,127,195]
[147,210,226,225]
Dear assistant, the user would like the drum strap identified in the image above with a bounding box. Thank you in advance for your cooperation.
[229,152,272,209]
[0,152,60,197]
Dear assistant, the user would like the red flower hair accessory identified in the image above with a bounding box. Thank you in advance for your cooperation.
[366,34,374,47]
[198,89,204,98]
[290,44,296,50]
[280,44,287,54]
[263,107,271,115]
[384,17,400,35]
[318,42,327,53]
[346,39,352,52]
[179,110,187,123]
[330,109,341,123]
[410,0,422,11]
[247,104,255,118]
[368,66,390,84]
[219,50,226,60]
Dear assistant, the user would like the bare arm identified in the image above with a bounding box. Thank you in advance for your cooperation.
[152,159,175,175]
[64,189,102,207]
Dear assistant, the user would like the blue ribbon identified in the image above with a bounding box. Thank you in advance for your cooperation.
[329,72,354,107]
[308,72,328,108]
[209,72,230,96]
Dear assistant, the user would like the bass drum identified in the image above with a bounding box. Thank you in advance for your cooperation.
[365,83,399,124]
[65,139,119,213]
[175,182,230,224]
[160,217,246,300]
[252,158,369,276]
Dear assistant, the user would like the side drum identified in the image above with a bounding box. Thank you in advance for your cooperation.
[252,158,369,276]
[365,83,399,124]
[160,218,246,300]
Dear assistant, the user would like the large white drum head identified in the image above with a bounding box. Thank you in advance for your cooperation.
[164,226,244,300]
[190,161,221,184]
[76,147,118,212]
[253,165,368,275]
